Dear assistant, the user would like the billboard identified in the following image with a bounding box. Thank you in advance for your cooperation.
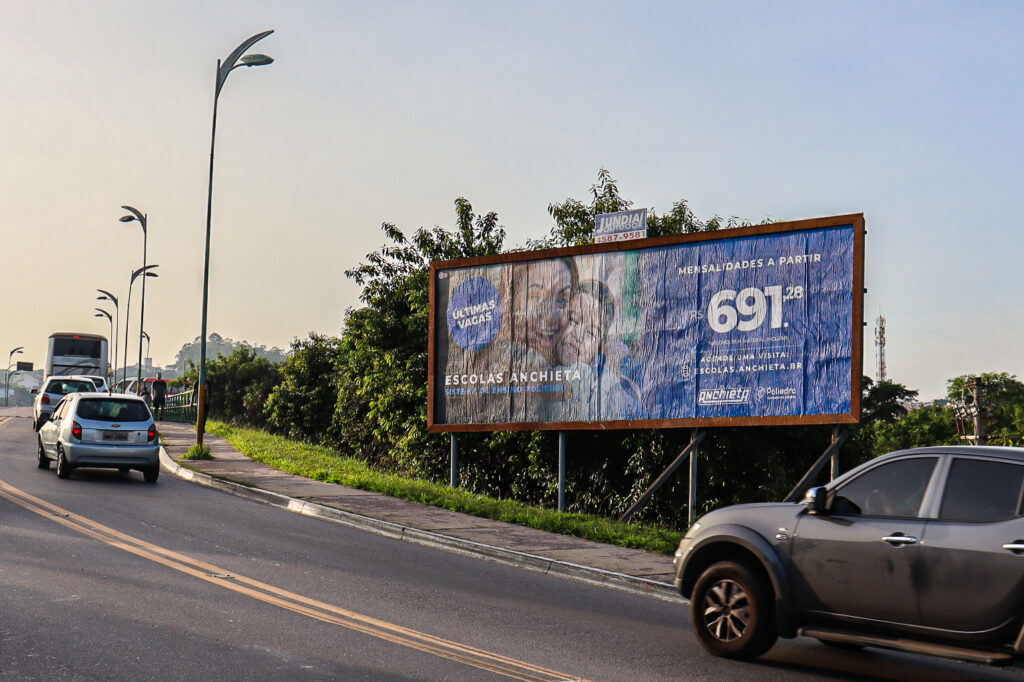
[428,214,864,432]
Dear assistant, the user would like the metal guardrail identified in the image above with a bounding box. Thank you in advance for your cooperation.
[162,388,196,424]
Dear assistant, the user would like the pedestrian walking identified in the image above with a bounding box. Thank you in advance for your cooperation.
[152,372,168,420]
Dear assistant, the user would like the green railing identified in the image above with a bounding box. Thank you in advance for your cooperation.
[161,388,196,424]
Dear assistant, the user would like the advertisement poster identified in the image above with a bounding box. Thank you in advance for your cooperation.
[429,215,863,431]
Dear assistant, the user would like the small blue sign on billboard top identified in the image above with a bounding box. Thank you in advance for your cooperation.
[594,208,647,244]
[430,214,864,431]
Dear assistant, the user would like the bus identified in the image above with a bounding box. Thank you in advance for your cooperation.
[45,333,108,379]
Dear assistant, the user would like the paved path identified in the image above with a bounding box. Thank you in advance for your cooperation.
[157,421,680,601]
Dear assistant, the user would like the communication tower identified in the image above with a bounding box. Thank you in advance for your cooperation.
[875,313,887,381]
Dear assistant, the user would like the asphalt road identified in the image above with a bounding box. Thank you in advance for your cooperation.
[2,413,1022,681]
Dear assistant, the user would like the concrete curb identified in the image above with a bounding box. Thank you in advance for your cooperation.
[159,447,683,604]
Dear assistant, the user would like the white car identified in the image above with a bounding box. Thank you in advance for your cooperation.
[37,392,160,482]
[83,375,110,393]
[31,376,97,431]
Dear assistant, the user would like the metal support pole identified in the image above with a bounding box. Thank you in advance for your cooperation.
[830,424,841,481]
[137,215,148,388]
[619,429,706,523]
[558,431,566,513]
[973,377,986,444]
[783,426,849,502]
[196,383,207,445]
[688,438,699,527]
[450,433,458,488]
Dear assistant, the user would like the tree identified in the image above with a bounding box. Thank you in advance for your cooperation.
[948,372,1024,446]
[180,348,281,427]
[265,333,345,443]
[172,334,288,373]
[545,168,754,248]
[332,198,508,475]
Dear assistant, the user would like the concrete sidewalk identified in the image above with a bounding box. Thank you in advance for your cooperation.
[157,422,680,602]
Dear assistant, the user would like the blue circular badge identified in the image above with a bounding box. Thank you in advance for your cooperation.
[448,277,502,351]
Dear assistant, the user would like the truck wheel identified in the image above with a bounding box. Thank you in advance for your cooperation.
[691,560,777,659]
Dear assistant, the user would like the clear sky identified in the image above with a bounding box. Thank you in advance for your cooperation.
[3,1,1022,400]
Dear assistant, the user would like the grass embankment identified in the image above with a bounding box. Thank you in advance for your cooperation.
[205,421,683,555]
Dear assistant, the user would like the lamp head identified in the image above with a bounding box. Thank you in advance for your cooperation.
[241,53,274,67]
[120,215,135,223]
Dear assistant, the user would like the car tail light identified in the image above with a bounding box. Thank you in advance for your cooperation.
[147,425,157,442]
[71,421,82,440]
[41,394,50,405]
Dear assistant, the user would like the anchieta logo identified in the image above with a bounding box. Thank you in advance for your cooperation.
[697,387,751,405]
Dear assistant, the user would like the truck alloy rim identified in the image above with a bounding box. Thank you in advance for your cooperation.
[703,578,750,641]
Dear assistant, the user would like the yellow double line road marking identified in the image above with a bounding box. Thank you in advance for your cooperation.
[0,479,586,682]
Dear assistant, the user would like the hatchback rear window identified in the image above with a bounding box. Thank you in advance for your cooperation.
[46,380,97,395]
[76,399,151,422]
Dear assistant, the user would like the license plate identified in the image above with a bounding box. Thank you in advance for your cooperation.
[102,432,129,442]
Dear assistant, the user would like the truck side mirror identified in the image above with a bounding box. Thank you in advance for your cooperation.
[803,486,828,515]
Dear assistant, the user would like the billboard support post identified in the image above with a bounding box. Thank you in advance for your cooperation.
[688,438,699,527]
[783,426,849,502]
[450,433,458,488]
[829,425,841,481]
[619,429,706,524]
[558,432,566,512]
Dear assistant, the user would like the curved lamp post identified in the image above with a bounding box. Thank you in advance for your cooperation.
[197,30,274,445]
[95,308,113,376]
[123,265,159,388]
[120,206,150,390]
[97,289,119,384]
[5,346,23,407]
[141,331,151,372]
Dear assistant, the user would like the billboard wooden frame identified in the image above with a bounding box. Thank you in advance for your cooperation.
[428,213,865,433]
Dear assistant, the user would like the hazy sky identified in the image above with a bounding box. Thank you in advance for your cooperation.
[3,1,1022,400]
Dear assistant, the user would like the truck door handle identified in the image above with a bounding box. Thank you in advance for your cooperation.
[882,535,918,546]
[1002,542,1024,554]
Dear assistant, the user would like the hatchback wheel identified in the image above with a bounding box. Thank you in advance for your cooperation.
[143,465,159,483]
[37,437,50,469]
[691,560,777,659]
[55,447,73,480]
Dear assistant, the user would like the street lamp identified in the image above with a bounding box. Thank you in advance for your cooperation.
[120,206,150,392]
[197,30,274,445]
[97,289,119,384]
[123,265,159,388]
[5,346,23,407]
[141,331,151,373]
[95,308,113,375]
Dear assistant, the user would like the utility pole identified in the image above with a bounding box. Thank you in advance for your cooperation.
[972,376,986,444]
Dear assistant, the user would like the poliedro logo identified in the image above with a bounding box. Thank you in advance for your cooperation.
[447,277,503,351]
[697,387,751,405]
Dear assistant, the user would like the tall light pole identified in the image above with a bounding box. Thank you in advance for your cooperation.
[123,265,159,389]
[95,308,113,376]
[197,30,275,445]
[5,346,23,407]
[141,331,151,373]
[97,289,119,384]
[120,206,150,391]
